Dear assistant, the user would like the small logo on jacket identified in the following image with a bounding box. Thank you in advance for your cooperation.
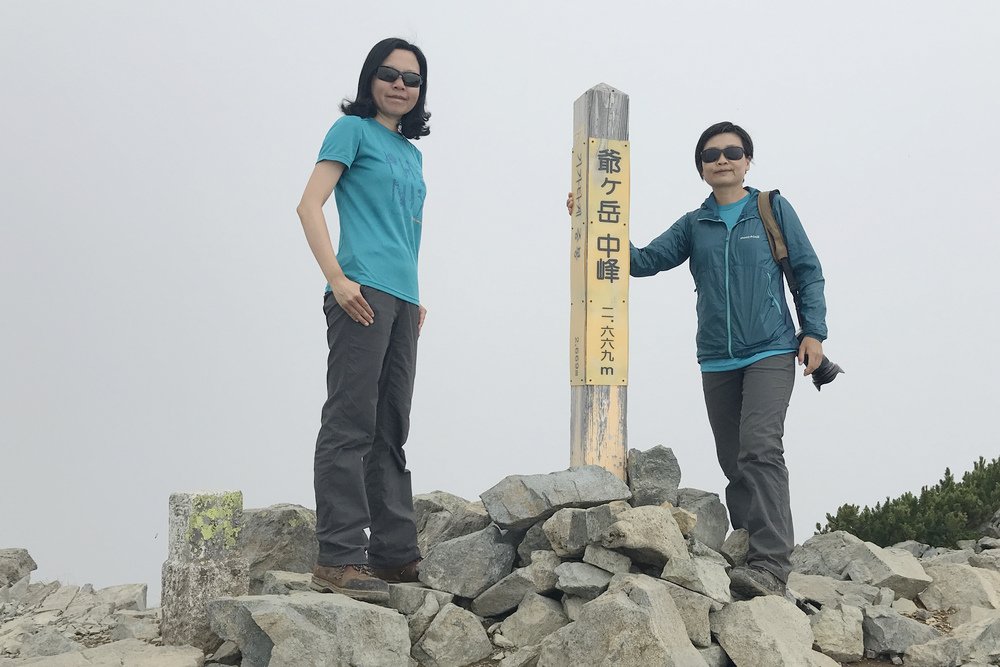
[740,234,761,240]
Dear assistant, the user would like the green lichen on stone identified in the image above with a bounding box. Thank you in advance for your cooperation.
[186,491,242,550]
[287,514,306,530]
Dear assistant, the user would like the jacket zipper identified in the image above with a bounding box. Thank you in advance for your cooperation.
[724,227,733,358]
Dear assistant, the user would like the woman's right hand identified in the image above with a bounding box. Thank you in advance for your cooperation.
[330,276,375,326]
[565,192,574,217]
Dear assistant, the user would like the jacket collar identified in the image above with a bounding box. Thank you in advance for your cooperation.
[696,186,760,222]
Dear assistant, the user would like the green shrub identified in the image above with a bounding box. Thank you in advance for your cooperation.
[815,456,1000,547]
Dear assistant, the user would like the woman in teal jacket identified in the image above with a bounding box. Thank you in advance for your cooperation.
[630,122,827,599]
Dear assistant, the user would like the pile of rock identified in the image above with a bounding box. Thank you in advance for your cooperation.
[0,548,191,665]
[4,445,1000,666]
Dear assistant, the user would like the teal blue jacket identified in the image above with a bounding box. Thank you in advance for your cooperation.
[630,188,827,363]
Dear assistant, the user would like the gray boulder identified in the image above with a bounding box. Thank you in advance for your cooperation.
[259,570,311,595]
[660,580,720,649]
[240,504,318,595]
[499,593,570,648]
[388,583,454,645]
[208,592,410,667]
[712,596,839,666]
[472,550,561,617]
[810,604,864,663]
[919,563,1000,612]
[720,529,749,567]
[862,605,942,657]
[601,505,690,567]
[677,490,729,553]
[791,531,864,579]
[582,544,631,574]
[419,524,516,598]
[542,508,589,558]
[980,507,1000,539]
[970,549,1000,571]
[844,542,932,599]
[0,550,36,588]
[537,573,707,666]
[412,603,492,667]
[554,562,613,601]
[15,626,83,659]
[111,608,161,642]
[584,501,630,543]
[414,491,492,556]
[661,556,732,604]
[626,446,681,506]
[480,466,631,531]
[788,572,882,609]
[516,519,552,566]
[905,614,1000,667]
[892,540,930,558]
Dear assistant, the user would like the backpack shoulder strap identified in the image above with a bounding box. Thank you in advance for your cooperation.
[757,189,788,263]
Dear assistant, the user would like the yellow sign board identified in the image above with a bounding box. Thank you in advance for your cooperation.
[570,137,629,385]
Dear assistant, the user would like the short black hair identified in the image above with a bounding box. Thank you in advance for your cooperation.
[695,121,753,178]
[341,38,430,140]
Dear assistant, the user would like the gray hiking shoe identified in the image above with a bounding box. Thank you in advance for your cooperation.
[310,564,389,603]
[729,565,786,600]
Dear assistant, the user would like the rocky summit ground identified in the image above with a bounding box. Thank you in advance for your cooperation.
[4,445,1000,666]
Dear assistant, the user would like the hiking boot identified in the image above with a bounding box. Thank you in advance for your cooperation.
[729,565,786,600]
[372,558,422,584]
[310,564,389,603]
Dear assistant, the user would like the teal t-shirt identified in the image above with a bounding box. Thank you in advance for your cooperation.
[701,193,794,372]
[317,116,426,305]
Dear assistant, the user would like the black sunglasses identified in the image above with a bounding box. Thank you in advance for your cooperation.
[700,146,746,163]
[375,66,423,88]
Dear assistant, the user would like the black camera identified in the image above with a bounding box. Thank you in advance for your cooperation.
[799,334,844,391]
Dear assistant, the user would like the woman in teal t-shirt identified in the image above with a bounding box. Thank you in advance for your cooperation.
[296,37,430,604]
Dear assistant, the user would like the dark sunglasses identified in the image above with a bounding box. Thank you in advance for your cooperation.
[700,146,746,163]
[375,66,423,88]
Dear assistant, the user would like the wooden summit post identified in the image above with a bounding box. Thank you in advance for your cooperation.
[569,83,629,480]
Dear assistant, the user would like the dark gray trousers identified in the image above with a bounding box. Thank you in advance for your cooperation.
[702,353,795,582]
[314,286,421,568]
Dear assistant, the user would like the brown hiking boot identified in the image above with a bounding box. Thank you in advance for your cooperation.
[372,558,422,583]
[310,564,389,603]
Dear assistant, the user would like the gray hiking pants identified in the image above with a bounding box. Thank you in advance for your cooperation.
[314,286,421,569]
[702,353,795,582]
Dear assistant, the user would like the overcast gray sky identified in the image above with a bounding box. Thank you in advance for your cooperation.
[3,1,999,606]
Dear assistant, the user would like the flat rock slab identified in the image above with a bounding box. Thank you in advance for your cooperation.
[712,596,839,667]
[480,466,631,531]
[554,562,613,601]
[537,573,707,666]
[418,524,516,598]
[10,638,204,666]
[845,543,932,599]
[208,592,410,667]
